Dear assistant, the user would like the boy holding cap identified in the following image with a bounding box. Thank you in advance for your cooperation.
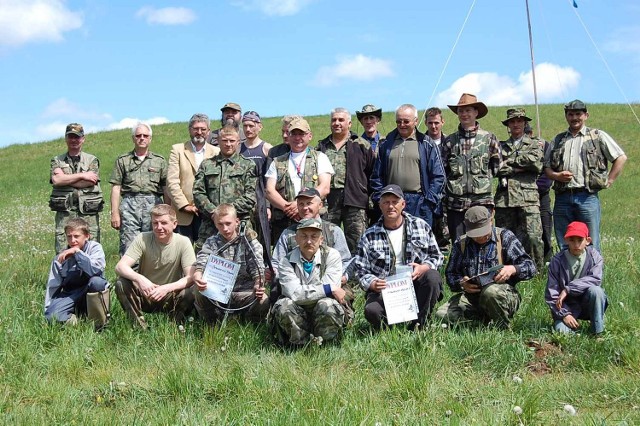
[436,206,536,328]
[545,221,607,334]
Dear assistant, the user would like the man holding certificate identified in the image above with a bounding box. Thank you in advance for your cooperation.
[354,185,444,330]
[436,206,536,328]
[192,204,268,323]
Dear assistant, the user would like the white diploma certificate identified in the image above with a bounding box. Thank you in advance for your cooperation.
[381,268,418,325]
[200,254,240,304]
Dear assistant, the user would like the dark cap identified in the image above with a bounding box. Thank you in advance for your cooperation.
[242,111,261,123]
[564,99,587,112]
[564,221,589,239]
[464,206,492,238]
[379,184,404,199]
[221,102,242,112]
[297,218,323,231]
[501,108,532,126]
[295,187,321,199]
[65,123,84,137]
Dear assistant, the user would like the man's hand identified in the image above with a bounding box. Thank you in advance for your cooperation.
[556,289,568,310]
[111,211,121,230]
[332,287,346,305]
[410,263,430,281]
[460,277,481,294]
[148,285,172,302]
[82,171,99,185]
[562,314,579,330]
[254,282,265,300]
[193,271,207,291]
[57,247,79,263]
[341,275,347,285]
[283,201,298,219]
[183,205,199,215]
[494,265,516,283]
[134,276,157,297]
[555,170,574,183]
[369,278,387,293]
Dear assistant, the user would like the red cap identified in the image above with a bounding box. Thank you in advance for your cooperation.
[564,221,589,239]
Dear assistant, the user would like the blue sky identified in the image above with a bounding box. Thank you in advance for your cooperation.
[1,0,639,147]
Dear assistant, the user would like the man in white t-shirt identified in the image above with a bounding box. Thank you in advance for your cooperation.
[265,117,334,242]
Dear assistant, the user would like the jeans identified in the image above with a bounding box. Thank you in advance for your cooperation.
[553,190,601,252]
[553,286,608,334]
[404,192,433,228]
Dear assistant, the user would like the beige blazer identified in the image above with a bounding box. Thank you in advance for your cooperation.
[167,141,219,226]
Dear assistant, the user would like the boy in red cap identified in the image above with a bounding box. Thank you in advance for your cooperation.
[545,221,607,334]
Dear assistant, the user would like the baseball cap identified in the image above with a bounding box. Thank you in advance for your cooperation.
[221,102,242,112]
[379,184,404,199]
[242,111,261,123]
[297,218,322,231]
[288,117,311,133]
[464,206,492,238]
[65,123,84,137]
[564,221,589,239]
[295,188,321,199]
[564,99,588,112]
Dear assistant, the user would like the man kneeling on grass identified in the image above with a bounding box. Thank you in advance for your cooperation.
[115,204,195,330]
[271,218,348,346]
[44,218,110,330]
[192,204,268,323]
[436,205,536,328]
[545,221,607,335]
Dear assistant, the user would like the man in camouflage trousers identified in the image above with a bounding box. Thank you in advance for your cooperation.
[50,123,104,253]
[192,125,257,252]
[193,204,268,323]
[442,94,501,244]
[110,122,167,256]
[317,108,375,254]
[494,108,544,269]
[271,218,348,346]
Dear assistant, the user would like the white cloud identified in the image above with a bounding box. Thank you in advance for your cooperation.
[231,0,313,17]
[136,6,196,25]
[312,54,395,87]
[42,98,112,121]
[107,117,171,130]
[0,0,83,47]
[436,62,580,106]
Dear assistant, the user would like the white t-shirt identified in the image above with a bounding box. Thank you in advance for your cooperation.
[265,150,334,196]
[385,225,404,268]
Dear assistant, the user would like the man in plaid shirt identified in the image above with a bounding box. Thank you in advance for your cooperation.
[436,206,536,328]
[354,184,443,330]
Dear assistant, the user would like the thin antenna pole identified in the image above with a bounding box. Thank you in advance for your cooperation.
[525,0,541,137]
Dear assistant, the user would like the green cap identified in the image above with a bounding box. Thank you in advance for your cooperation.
[564,99,587,112]
[297,218,322,231]
[501,108,532,126]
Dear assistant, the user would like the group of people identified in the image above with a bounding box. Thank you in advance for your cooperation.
[44,95,626,344]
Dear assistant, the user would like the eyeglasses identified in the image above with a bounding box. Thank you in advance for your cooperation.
[395,119,414,125]
[135,134,150,139]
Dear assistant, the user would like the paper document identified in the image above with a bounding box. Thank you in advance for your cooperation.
[200,254,240,304]
[381,268,418,325]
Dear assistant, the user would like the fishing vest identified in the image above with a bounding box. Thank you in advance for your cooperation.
[446,129,493,197]
[548,128,609,193]
[284,220,336,253]
[49,153,104,214]
[274,148,320,202]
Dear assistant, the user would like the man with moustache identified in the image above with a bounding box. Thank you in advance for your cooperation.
[208,102,246,146]
[167,113,219,242]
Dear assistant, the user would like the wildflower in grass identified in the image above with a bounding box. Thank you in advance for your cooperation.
[563,404,577,416]
[512,406,523,415]
[512,375,523,384]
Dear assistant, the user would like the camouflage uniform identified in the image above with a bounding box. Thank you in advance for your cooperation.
[317,132,374,254]
[109,151,167,256]
[494,134,545,269]
[193,229,268,323]
[192,152,257,252]
[50,152,104,253]
[271,246,346,346]
[442,126,501,242]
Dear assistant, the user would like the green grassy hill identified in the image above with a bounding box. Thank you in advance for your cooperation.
[0,104,638,424]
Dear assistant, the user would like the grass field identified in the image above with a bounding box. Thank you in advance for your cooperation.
[0,103,638,424]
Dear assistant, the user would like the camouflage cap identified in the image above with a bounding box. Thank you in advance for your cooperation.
[501,108,532,126]
[297,218,323,231]
[564,99,587,112]
[356,104,382,120]
[464,206,492,238]
[295,187,321,199]
[221,102,242,112]
[288,117,311,133]
[65,123,84,137]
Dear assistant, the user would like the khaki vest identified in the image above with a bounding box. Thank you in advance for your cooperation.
[274,148,320,202]
[446,130,493,197]
[49,153,104,213]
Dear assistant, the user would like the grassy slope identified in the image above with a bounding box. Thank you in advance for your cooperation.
[0,104,638,424]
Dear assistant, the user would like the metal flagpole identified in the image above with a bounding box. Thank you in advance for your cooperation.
[525,0,541,137]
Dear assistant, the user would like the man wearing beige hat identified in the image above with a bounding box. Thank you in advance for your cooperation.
[265,117,334,242]
[495,108,544,269]
[49,123,104,253]
[208,102,246,146]
[442,93,501,245]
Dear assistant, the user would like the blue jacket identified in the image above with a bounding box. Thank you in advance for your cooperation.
[370,128,445,214]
